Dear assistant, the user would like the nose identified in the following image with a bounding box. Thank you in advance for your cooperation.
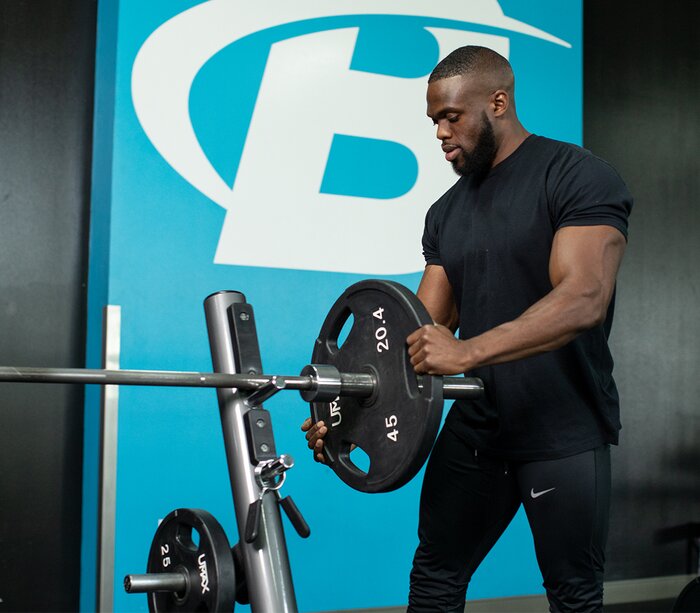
[435,120,451,141]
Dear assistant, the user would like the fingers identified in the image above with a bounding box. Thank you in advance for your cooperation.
[301,418,328,463]
[406,323,431,346]
[410,349,429,374]
[406,325,427,360]
[405,324,464,375]
[313,439,326,463]
[304,421,327,447]
[406,324,434,373]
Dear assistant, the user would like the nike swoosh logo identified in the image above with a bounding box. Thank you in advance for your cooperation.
[530,487,556,499]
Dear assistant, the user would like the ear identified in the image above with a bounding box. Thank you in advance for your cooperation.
[491,90,509,117]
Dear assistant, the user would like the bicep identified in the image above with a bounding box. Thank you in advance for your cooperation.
[549,225,627,314]
[416,265,459,330]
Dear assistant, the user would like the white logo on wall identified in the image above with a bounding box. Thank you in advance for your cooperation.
[132,0,569,274]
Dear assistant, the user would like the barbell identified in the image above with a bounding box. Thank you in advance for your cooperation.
[0,279,483,493]
[0,365,480,399]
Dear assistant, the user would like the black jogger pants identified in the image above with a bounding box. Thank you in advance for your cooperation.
[408,425,611,613]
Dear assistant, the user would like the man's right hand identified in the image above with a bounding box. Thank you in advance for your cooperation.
[301,417,327,463]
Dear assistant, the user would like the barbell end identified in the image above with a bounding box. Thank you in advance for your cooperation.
[441,376,484,400]
[123,571,188,594]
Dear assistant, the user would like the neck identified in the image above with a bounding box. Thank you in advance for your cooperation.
[492,121,530,167]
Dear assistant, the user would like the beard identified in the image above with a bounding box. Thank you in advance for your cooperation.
[453,112,497,180]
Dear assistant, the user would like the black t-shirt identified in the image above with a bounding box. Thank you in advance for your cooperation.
[422,135,633,461]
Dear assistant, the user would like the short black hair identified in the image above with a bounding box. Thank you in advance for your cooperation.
[428,45,514,94]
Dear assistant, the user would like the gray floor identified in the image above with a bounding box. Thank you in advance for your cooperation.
[605,599,677,612]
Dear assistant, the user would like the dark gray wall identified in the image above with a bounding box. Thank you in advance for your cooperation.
[584,0,700,579]
[0,1,95,610]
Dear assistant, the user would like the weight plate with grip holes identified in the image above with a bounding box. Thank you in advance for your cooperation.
[146,508,235,612]
[309,279,443,493]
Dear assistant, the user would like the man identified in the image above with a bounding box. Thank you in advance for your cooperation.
[302,46,632,612]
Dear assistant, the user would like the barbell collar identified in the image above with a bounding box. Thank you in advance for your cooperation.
[123,571,188,594]
[299,364,342,402]
[0,366,483,400]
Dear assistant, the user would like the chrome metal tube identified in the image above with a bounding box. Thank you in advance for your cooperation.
[97,306,121,613]
[0,367,287,389]
[123,572,187,594]
[441,376,483,399]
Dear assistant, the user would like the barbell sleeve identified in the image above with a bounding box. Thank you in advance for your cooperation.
[123,572,188,594]
[0,366,483,400]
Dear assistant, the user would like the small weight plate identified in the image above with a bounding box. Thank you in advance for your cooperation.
[147,508,235,612]
[310,280,443,493]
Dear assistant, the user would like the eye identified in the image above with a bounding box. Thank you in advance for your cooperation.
[447,113,459,123]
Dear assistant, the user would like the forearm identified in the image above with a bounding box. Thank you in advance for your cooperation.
[416,265,459,331]
[427,301,458,332]
[458,282,605,371]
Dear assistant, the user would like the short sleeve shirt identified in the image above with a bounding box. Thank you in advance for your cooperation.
[422,135,633,460]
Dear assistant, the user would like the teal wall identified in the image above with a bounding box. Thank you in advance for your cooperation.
[81,1,581,610]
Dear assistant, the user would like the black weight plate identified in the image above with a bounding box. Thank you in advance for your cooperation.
[147,508,235,613]
[673,577,700,612]
[310,280,443,493]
